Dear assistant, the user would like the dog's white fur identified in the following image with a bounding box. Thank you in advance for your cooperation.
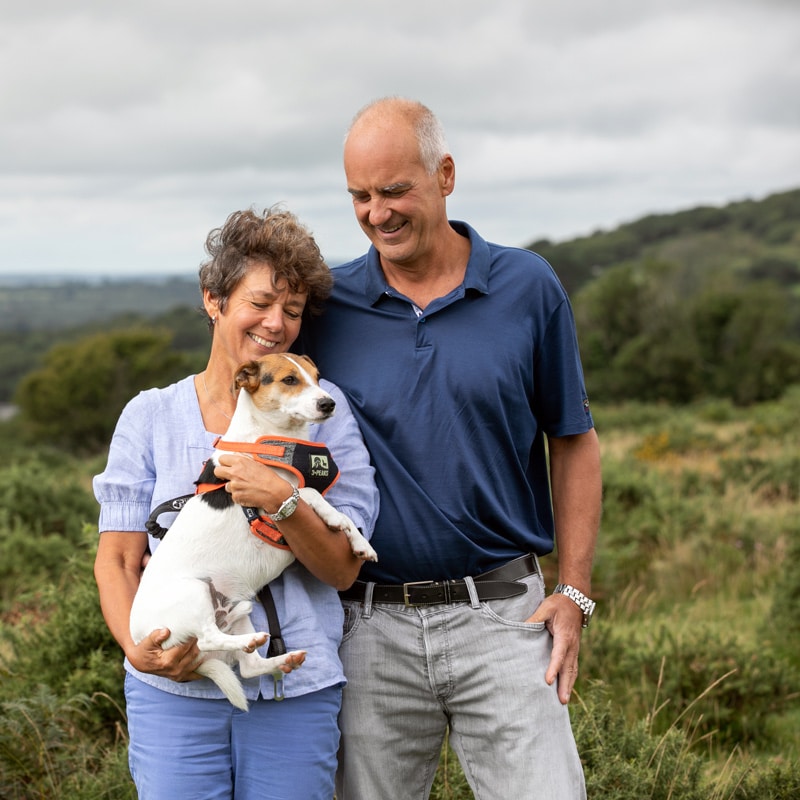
[129,353,377,710]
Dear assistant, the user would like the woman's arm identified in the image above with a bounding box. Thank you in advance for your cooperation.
[213,457,365,590]
[94,530,201,680]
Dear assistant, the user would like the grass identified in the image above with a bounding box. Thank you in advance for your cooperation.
[1,389,800,797]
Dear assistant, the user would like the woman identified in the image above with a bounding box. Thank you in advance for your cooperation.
[93,207,378,799]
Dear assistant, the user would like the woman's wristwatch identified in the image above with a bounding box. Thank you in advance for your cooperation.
[553,583,596,627]
[267,486,301,522]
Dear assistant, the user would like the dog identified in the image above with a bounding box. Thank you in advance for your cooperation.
[129,353,377,710]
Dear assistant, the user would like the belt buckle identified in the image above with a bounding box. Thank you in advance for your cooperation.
[403,580,435,606]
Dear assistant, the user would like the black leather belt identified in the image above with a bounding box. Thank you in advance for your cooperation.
[339,553,538,606]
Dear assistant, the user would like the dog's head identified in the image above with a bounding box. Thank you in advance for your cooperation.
[233,353,336,425]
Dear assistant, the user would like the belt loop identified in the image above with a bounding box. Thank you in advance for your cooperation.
[464,576,481,608]
[362,582,375,619]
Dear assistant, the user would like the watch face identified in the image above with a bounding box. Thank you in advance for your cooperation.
[270,488,299,521]
[280,499,298,519]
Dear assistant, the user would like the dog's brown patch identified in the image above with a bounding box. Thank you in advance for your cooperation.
[234,354,320,397]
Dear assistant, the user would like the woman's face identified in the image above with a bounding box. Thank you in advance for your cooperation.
[204,261,307,368]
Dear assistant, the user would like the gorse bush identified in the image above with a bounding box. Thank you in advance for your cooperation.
[574,686,708,800]
[0,456,99,610]
[770,518,800,665]
[0,688,134,800]
[1,525,126,736]
[3,384,800,796]
[579,624,798,750]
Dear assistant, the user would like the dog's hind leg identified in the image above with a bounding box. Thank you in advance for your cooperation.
[237,649,307,680]
[196,623,269,654]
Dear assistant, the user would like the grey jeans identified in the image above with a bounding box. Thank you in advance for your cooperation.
[336,566,587,799]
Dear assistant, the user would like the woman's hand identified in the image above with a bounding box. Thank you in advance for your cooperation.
[126,628,204,682]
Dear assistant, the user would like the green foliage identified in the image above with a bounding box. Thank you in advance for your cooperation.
[727,758,800,799]
[771,519,800,664]
[14,327,195,452]
[0,687,134,800]
[0,457,99,610]
[1,390,799,798]
[0,526,126,733]
[580,625,798,750]
[575,260,800,405]
[530,187,800,296]
[574,685,708,800]
[0,303,209,403]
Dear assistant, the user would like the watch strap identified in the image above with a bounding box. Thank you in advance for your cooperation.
[553,583,595,628]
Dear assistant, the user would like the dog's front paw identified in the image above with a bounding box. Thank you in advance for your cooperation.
[352,539,378,562]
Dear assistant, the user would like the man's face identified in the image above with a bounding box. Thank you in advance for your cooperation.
[344,116,453,269]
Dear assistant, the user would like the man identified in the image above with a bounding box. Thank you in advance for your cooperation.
[299,97,601,799]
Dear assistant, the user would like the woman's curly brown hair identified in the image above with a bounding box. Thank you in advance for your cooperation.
[199,205,332,329]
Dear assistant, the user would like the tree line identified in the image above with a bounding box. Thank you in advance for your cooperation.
[6,188,800,447]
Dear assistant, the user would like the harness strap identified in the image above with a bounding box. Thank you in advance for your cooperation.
[145,494,194,540]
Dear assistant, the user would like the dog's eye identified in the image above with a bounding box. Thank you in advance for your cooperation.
[282,375,298,385]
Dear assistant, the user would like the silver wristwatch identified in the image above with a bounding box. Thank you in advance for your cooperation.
[267,486,300,522]
[553,583,596,627]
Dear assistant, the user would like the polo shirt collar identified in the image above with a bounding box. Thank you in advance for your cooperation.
[364,220,490,305]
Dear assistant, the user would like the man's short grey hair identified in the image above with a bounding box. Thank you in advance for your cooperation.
[347,97,450,175]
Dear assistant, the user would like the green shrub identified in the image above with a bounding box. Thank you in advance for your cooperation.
[14,328,193,452]
[770,519,800,665]
[580,625,798,751]
[727,758,800,799]
[0,458,98,610]
[574,685,707,800]
[0,687,134,800]
[0,526,125,736]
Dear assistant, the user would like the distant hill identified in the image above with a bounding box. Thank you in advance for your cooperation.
[526,187,800,296]
[1,188,799,406]
[0,275,201,332]
[2,188,797,335]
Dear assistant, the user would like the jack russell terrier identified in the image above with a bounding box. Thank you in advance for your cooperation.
[129,353,377,710]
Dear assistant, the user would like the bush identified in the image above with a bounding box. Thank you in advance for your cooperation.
[771,519,800,664]
[0,526,125,736]
[14,328,193,452]
[579,624,798,751]
[574,685,707,800]
[0,457,99,610]
[0,687,134,800]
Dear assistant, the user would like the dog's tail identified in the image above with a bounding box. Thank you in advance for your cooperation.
[196,659,248,711]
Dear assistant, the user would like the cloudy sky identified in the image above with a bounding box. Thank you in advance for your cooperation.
[2,0,799,278]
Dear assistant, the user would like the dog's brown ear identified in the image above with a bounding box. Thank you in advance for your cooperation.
[295,354,318,374]
[234,361,263,394]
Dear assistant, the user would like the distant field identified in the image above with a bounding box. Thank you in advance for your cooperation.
[0,276,201,332]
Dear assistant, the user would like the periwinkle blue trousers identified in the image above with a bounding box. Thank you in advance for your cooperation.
[125,674,341,799]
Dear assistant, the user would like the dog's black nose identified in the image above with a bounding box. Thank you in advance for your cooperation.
[317,397,335,415]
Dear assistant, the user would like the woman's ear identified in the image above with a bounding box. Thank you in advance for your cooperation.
[203,288,220,320]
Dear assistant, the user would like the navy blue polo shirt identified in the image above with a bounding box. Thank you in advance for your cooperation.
[300,221,593,583]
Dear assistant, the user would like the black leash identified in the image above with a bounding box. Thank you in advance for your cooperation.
[257,584,286,657]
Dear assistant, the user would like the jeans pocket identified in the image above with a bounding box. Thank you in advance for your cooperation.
[480,573,547,629]
[341,600,361,641]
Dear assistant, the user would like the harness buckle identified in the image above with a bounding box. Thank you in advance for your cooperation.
[402,580,436,607]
